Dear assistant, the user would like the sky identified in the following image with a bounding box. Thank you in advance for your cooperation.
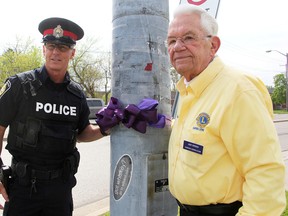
[0,0,287,86]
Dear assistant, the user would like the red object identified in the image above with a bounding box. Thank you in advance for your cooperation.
[43,29,78,41]
[145,63,153,71]
[187,0,207,5]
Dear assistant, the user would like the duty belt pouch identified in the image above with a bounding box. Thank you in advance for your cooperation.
[15,162,30,186]
[63,150,80,182]
[23,118,41,148]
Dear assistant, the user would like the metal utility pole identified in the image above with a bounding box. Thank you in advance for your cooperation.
[266,50,288,111]
[110,0,177,215]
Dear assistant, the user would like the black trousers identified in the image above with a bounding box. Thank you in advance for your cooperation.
[178,200,242,216]
[3,176,76,216]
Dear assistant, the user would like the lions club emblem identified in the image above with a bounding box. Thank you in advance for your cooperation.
[196,112,210,129]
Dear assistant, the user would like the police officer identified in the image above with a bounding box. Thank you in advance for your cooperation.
[0,17,109,216]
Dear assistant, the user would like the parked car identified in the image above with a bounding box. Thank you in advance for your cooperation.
[86,98,105,119]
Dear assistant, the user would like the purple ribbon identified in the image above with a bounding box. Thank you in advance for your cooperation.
[95,97,124,131]
[95,97,166,134]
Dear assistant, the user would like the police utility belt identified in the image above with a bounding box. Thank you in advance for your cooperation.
[11,160,62,181]
[176,199,242,215]
[10,152,80,182]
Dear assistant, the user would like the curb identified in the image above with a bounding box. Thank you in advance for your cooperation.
[274,119,288,123]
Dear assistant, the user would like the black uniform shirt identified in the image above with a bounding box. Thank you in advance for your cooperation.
[0,66,90,134]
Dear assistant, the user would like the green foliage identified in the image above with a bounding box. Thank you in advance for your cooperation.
[0,44,43,86]
[69,37,111,98]
[272,74,287,105]
[274,109,288,114]
[281,191,288,216]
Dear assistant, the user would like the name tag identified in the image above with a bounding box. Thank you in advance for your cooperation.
[183,140,203,155]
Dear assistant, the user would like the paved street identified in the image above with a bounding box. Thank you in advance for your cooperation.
[73,136,110,208]
[276,115,288,190]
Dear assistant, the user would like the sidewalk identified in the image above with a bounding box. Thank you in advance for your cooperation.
[73,197,109,216]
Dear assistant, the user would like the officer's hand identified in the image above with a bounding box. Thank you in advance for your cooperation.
[0,182,9,209]
[100,128,111,137]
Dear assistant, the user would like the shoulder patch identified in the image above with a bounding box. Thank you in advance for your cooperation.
[0,80,11,99]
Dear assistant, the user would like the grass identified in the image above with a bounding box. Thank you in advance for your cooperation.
[274,109,288,114]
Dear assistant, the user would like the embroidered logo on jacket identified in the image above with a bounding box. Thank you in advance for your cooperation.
[193,112,210,131]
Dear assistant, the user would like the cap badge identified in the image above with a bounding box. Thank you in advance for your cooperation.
[53,25,64,38]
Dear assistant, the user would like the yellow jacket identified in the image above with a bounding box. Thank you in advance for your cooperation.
[169,57,286,215]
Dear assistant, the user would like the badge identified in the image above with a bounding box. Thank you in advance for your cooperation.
[183,140,203,155]
[196,112,210,129]
[53,25,64,38]
[0,80,11,99]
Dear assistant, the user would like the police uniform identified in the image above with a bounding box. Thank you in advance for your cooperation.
[0,17,88,216]
[169,57,286,215]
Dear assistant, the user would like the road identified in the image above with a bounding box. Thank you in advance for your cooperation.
[275,115,288,190]
[73,136,110,208]
[0,115,287,212]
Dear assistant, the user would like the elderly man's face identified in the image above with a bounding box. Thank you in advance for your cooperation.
[167,13,220,81]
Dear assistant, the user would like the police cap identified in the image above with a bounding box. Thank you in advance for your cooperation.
[38,17,84,46]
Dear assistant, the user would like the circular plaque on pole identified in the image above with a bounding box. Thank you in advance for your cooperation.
[113,154,133,200]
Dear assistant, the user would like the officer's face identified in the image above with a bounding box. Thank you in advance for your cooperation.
[43,42,75,81]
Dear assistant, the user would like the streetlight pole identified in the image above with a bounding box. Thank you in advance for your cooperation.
[266,50,288,111]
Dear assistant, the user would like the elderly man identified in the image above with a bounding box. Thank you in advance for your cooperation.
[167,4,286,216]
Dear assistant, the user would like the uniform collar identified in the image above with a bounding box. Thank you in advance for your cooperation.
[176,56,225,97]
[37,65,71,84]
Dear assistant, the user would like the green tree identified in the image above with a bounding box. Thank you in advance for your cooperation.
[271,73,287,106]
[0,37,43,86]
[70,37,111,99]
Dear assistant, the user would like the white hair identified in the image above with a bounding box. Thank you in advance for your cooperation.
[173,4,218,36]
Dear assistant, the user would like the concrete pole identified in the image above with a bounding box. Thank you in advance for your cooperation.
[110,0,178,215]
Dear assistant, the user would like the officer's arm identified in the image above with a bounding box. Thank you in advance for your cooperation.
[0,125,9,208]
[77,124,108,142]
[0,126,6,156]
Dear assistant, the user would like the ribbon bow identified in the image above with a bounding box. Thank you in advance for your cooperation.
[95,97,166,134]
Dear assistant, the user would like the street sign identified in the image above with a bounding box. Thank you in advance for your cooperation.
[179,0,221,18]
